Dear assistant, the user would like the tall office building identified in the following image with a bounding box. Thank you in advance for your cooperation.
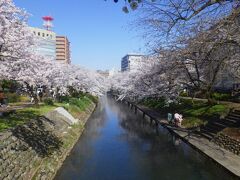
[56,36,71,64]
[121,54,144,72]
[29,27,56,60]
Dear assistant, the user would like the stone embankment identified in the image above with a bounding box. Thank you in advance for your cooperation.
[213,133,240,156]
[0,102,96,180]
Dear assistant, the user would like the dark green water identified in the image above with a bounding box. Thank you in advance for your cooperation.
[55,97,235,180]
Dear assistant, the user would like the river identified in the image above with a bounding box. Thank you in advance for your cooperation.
[55,97,234,180]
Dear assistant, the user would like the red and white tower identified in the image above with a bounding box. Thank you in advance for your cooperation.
[42,16,54,31]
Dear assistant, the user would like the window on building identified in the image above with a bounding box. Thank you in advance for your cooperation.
[42,33,45,37]
[38,32,40,36]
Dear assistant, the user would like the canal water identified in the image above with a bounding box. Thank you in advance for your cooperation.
[55,97,234,180]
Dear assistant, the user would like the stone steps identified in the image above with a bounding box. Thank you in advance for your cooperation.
[200,110,240,141]
[200,129,216,140]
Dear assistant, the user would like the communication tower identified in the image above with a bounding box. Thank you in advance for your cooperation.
[42,16,54,31]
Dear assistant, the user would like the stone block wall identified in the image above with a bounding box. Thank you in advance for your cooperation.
[213,133,240,156]
[0,103,96,180]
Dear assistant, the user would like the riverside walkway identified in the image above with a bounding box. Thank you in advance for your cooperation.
[132,103,240,178]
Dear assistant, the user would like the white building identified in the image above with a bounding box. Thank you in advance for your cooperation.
[121,54,145,72]
[29,27,56,60]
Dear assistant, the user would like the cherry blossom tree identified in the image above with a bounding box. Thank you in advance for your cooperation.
[0,55,107,104]
[170,11,240,103]
[0,0,34,61]
[109,55,182,101]
[0,0,107,104]
[110,10,240,103]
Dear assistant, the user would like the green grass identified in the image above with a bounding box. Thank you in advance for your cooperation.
[58,97,93,118]
[140,98,230,128]
[140,97,166,109]
[0,97,96,132]
[182,117,207,128]
[0,105,55,131]
[183,104,229,118]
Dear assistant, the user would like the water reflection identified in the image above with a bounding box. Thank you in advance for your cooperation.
[55,97,235,180]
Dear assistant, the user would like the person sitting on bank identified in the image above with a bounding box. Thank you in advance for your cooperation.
[174,113,183,127]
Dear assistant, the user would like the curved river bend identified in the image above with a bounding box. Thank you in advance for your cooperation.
[55,97,234,180]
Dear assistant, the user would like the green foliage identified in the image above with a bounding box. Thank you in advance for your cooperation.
[184,104,229,119]
[179,91,188,97]
[69,97,92,111]
[19,95,30,102]
[0,105,56,131]
[1,79,19,93]
[141,97,231,128]
[44,98,54,106]
[212,92,232,101]
[0,93,97,131]
[182,117,207,128]
[85,94,98,104]
[58,96,70,103]
[59,92,98,104]
[58,96,95,118]
[5,93,21,103]
[140,97,166,109]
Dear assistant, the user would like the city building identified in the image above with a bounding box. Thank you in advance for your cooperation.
[29,27,56,60]
[97,70,109,77]
[121,54,145,72]
[56,36,71,64]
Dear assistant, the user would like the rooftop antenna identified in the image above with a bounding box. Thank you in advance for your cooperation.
[42,16,54,31]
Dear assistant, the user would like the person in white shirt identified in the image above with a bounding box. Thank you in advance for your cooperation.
[174,113,183,127]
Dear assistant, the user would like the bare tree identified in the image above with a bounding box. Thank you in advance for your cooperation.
[127,0,238,49]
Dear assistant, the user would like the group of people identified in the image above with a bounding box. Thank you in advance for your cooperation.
[168,112,183,127]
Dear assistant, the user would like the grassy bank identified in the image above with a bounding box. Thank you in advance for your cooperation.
[0,94,97,180]
[0,95,97,132]
[32,96,97,180]
[140,98,231,128]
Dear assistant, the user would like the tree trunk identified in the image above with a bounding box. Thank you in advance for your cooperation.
[206,91,215,105]
[33,95,39,105]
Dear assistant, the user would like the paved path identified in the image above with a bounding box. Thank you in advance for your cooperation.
[137,104,240,178]
[181,97,240,109]
[0,102,34,113]
[173,129,240,178]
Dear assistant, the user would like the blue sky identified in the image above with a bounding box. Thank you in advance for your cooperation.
[14,0,146,70]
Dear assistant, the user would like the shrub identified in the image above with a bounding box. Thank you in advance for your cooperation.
[58,96,70,103]
[140,97,166,109]
[85,94,98,104]
[179,91,188,97]
[69,97,91,111]
[5,93,21,103]
[182,117,206,128]
[44,98,54,106]
[212,92,231,101]
[19,95,30,102]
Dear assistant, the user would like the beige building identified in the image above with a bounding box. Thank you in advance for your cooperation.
[56,36,71,64]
